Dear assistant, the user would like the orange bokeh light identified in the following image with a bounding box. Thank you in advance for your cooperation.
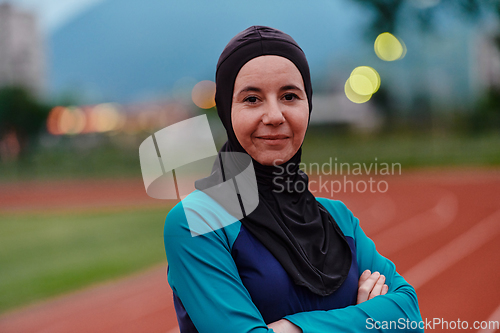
[191,80,216,109]
[47,106,65,135]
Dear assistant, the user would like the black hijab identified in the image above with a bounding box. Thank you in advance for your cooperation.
[196,26,351,296]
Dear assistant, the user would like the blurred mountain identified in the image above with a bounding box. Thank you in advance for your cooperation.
[48,0,372,103]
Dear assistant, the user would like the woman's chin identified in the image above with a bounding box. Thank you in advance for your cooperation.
[252,151,295,166]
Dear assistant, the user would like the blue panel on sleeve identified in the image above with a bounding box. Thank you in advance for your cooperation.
[173,291,198,333]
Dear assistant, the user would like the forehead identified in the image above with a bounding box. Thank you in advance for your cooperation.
[234,55,304,89]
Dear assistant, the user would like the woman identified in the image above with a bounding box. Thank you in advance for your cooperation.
[164,26,423,333]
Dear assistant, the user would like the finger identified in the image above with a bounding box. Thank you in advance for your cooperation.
[369,275,386,300]
[381,284,389,295]
[357,271,380,304]
[358,270,371,287]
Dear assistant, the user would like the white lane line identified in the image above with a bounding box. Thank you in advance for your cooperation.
[403,209,500,290]
[477,302,500,333]
[358,195,397,234]
[373,191,458,256]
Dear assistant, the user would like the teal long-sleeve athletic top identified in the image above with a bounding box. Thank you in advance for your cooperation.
[164,190,423,332]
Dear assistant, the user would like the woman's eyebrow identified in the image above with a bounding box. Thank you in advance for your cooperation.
[280,84,303,92]
[237,86,261,95]
[236,84,303,96]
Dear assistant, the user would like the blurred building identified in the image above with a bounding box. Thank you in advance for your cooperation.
[0,3,45,95]
[310,94,382,131]
[476,34,500,90]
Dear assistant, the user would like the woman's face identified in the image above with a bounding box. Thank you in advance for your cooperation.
[231,55,309,166]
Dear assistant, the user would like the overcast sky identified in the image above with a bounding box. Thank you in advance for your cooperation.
[0,0,105,33]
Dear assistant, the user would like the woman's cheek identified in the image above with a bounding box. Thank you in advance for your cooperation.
[291,109,309,134]
[234,112,255,145]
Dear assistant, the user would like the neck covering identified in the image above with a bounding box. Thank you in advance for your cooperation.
[195,26,351,296]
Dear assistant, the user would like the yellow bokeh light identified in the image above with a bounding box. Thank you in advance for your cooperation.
[58,107,86,135]
[350,66,381,95]
[350,74,373,96]
[114,113,127,132]
[92,103,122,132]
[345,78,372,104]
[374,32,406,61]
[192,80,216,109]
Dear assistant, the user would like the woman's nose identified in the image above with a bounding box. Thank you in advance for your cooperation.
[262,100,285,126]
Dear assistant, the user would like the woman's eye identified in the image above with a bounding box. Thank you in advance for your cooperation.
[244,96,258,103]
[284,93,298,101]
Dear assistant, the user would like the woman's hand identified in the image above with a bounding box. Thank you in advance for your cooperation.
[267,271,387,331]
[268,319,303,333]
[357,269,388,304]
[266,271,387,331]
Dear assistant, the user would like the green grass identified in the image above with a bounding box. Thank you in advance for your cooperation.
[0,134,145,182]
[1,131,500,183]
[0,206,171,313]
[302,130,500,169]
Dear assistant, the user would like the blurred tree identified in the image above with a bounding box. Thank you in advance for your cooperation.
[464,87,500,133]
[349,0,403,37]
[0,86,51,162]
[351,0,498,132]
[351,0,486,39]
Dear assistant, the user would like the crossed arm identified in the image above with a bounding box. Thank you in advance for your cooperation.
[268,270,389,332]
[164,199,423,333]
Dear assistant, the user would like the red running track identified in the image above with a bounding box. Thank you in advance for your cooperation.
[0,170,499,332]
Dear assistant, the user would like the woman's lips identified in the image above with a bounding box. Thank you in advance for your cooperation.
[255,135,290,146]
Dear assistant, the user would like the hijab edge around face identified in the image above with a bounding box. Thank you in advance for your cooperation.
[195,25,352,297]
